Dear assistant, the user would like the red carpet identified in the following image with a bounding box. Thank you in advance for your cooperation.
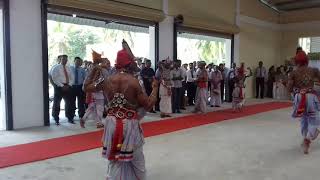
[0,102,291,168]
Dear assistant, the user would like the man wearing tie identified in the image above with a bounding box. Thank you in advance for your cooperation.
[186,62,197,105]
[255,61,267,99]
[71,57,86,120]
[51,55,75,125]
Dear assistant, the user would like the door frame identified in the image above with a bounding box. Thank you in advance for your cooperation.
[1,0,13,130]
[41,0,160,126]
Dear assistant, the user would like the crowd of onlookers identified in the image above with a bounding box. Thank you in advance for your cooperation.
[262,63,294,100]
[49,53,293,125]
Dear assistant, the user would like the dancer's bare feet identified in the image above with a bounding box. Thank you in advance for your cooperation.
[96,122,104,128]
[302,139,311,154]
[80,119,85,128]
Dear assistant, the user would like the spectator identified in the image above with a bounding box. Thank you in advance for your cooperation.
[51,55,75,125]
[255,61,267,99]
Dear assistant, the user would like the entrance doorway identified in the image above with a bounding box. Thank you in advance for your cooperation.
[46,12,158,125]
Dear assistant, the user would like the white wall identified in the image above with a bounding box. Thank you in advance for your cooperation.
[10,0,44,129]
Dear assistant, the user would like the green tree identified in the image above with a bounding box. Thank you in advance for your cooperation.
[196,40,226,65]
[48,21,100,67]
[102,28,136,48]
[67,30,100,62]
[48,22,71,68]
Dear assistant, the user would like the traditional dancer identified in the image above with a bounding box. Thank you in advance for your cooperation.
[158,59,173,118]
[232,63,252,112]
[232,78,245,112]
[288,50,320,154]
[83,40,159,179]
[193,61,208,113]
[210,65,223,107]
[81,50,105,128]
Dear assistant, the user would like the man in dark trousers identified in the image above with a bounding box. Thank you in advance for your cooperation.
[51,55,75,125]
[219,63,225,102]
[255,61,267,99]
[140,59,156,113]
[227,62,237,102]
[186,62,196,105]
[71,57,86,120]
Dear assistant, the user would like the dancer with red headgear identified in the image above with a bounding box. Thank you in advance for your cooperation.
[85,40,158,179]
[288,50,320,154]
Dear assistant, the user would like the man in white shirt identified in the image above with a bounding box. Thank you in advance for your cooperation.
[255,61,267,99]
[51,55,75,125]
[170,60,184,113]
[49,55,62,88]
[186,63,197,105]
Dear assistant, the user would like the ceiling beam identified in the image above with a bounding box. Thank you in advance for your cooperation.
[276,0,320,11]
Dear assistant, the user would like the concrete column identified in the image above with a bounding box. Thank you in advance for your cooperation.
[149,26,156,69]
[225,39,232,68]
[10,0,44,129]
[158,0,174,60]
[234,0,241,64]
[159,16,174,60]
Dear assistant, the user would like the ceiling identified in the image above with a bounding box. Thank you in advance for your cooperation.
[260,0,320,11]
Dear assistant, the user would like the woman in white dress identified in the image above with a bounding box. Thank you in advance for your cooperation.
[273,66,289,100]
[210,66,223,107]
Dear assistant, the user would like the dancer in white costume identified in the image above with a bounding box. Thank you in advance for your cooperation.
[232,63,252,112]
[210,66,223,107]
[81,50,105,128]
[158,59,173,118]
[193,61,208,113]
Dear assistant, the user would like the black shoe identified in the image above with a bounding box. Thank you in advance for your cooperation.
[176,111,181,114]
[149,110,156,113]
[68,119,75,124]
[181,107,186,110]
[53,117,60,125]
[210,105,214,107]
[215,105,220,107]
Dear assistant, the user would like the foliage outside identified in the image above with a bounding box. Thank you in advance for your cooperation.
[177,37,230,66]
[48,20,231,69]
[47,21,150,69]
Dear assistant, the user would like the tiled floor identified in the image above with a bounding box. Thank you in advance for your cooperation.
[2,98,315,180]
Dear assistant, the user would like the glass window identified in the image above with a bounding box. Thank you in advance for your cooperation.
[177,32,232,68]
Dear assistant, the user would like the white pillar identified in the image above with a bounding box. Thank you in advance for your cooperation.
[234,0,241,64]
[159,16,174,60]
[225,39,232,68]
[158,0,174,60]
[10,0,44,129]
[149,26,156,69]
